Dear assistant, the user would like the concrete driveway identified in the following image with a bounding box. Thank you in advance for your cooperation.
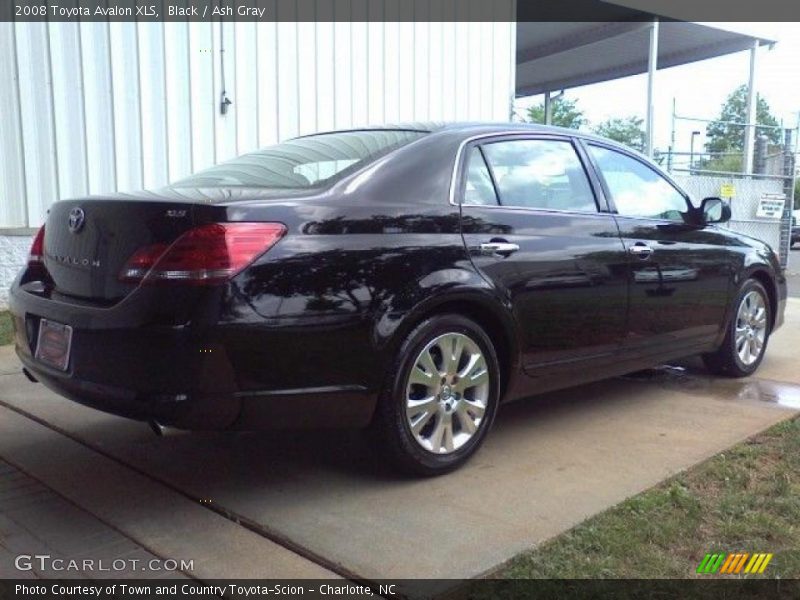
[1,300,798,591]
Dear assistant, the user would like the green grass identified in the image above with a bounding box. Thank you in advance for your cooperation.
[497,416,800,579]
[0,311,12,346]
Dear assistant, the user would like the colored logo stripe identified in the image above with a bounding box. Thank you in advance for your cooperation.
[720,553,749,574]
[744,553,773,574]
[697,553,726,574]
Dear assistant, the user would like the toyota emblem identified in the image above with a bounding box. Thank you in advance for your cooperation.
[68,207,85,234]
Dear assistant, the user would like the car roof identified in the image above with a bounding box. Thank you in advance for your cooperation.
[296,121,624,147]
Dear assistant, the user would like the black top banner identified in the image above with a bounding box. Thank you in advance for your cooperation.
[1,0,799,23]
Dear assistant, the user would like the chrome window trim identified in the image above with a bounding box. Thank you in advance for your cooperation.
[447,132,606,217]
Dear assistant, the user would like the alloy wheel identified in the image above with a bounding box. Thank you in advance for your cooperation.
[404,332,490,454]
[735,290,768,366]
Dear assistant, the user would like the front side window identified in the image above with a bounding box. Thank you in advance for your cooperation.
[588,145,688,221]
[480,139,597,212]
[171,129,427,189]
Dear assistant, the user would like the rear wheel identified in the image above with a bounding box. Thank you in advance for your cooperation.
[374,314,500,476]
[703,279,771,377]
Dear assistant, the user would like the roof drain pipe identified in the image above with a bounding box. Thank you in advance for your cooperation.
[219,20,232,115]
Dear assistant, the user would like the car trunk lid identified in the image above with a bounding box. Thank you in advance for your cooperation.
[44,198,202,303]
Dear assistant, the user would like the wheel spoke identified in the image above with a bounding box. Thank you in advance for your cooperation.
[442,335,465,376]
[441,413,455,453]
[464,367,489,391]
[407,396,438,417]
[409,365,435,387]
[458,353,481,378]
[428,414,446,452]
[739,341,751,364]
[455,404,477,435]
[417,348,441,380]
[409,407,437,435]
[455,355,489,392]
[461,398,486,419]
[738,297,750,320]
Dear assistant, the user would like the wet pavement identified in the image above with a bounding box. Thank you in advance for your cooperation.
[787,268,800,298]
[0,299,798,590]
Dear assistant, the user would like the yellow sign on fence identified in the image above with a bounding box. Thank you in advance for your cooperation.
[720,184,735,198]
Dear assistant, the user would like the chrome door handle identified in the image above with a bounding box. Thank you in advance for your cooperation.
[479,242,520,257]
[628,242,653,260]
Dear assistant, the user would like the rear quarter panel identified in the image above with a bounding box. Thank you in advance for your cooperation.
[218,200,499,397]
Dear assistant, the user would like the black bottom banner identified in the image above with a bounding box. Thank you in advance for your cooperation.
[2,579,800,600]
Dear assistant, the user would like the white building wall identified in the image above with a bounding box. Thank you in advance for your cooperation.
[0,235,30,309]
[0,9,516,306]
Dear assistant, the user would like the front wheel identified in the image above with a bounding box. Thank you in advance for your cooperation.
[703,279,771,377]
[373,314,500,476]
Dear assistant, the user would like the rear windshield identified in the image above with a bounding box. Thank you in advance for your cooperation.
[171,129,427,189]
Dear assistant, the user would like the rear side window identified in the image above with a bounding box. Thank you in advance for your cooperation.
[480,139,597,212]
[588,145,688,221]
[171,129,427,189]
[463,147,499,206]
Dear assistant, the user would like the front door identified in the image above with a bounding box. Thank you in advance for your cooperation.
[584,143,734,354]
[458,136,630,375]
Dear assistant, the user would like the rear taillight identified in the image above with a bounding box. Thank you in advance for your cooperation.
[28,225,45,266]
[119,223,286,286]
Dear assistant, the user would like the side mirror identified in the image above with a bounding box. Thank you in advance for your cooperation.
[700,197,731,225]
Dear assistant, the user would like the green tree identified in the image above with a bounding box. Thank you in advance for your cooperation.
[527,97,586,130]
[593,116,646,152]
[705,84,780,155]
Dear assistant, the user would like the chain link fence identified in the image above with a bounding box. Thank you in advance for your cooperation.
[665,114,797,269]
[673,174,787,257]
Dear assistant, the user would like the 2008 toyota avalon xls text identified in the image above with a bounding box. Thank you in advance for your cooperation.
[9,123,787,475]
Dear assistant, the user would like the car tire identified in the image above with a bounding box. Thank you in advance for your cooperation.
[702,278,771,378]
[373,314,501,476]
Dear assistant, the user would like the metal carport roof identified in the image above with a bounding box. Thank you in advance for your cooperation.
[516,20,774,98]
[515,2,776,160]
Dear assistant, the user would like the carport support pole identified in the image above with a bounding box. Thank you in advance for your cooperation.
[544,91,552,125]
[645,18,659,158]
[743,39,759,174]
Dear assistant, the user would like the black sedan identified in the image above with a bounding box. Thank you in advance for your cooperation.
[9,123,787,475]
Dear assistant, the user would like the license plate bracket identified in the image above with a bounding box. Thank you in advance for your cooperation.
[34,319,73,372]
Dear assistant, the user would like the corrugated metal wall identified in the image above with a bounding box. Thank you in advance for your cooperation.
[0,12,516,229]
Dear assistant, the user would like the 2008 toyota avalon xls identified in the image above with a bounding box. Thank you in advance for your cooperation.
[9,123,787,475]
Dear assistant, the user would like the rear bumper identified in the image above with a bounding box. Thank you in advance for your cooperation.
[17,349,236,428]
[9,280,377,430]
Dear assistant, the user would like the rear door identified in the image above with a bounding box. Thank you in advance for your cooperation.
[458,135,629,376]
[583,142,734,354]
